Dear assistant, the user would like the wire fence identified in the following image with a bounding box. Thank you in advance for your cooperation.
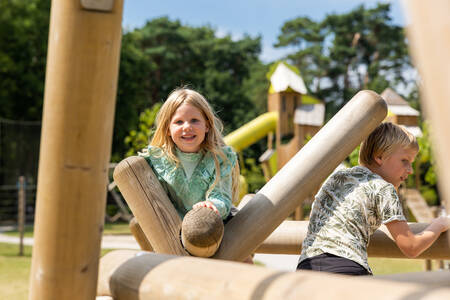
[0,118,131,226]
[0,183,36,225]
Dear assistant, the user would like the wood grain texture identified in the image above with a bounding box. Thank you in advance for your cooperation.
[214,90,388,261]
[114,156,188,256]
[129,217,153,252]
[29,1,124,299]
[98,250,450,299]
[253,221,450,259]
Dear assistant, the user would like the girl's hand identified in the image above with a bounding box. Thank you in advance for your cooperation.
[193,201,220,216]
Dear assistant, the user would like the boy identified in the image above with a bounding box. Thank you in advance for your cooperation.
[297,122,450,275]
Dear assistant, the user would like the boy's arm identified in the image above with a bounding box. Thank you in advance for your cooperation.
[386,216,450,258]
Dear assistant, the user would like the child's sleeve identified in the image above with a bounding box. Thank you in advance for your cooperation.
[378,185,407,224]
[207,147,237,220]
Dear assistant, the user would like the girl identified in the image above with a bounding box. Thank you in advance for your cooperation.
[140,87,240,221]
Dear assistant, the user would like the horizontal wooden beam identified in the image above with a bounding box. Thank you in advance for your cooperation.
[97,250,450,299]
[255,221,450,259]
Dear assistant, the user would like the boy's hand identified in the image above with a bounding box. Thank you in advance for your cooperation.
[193,201,220,216]
[434,215,450,233]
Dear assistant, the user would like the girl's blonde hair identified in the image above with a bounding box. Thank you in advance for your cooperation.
[359,122,419,166]
[151,87,240,204]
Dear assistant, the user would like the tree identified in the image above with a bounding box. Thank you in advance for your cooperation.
[275,3,412,117]
[113,17,262,160]
[0,0,50,120]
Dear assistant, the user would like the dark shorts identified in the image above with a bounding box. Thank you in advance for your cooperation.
[297,253,371,276]
[223,206,239,224]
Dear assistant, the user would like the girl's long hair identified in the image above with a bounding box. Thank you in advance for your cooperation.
[151,87,240,203]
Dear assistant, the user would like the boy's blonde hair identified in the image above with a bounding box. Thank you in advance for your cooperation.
[151,87,240,204]
[359,122,419,166]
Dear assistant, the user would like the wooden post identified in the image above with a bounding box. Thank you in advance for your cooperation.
[29,1,124,299]
[405,1,450,218]
[113,156,188,256]
[214,90,387,261]
[17,176,26,256]
[97,250,450,299]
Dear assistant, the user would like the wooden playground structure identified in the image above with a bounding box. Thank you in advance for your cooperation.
[28,1,450,299]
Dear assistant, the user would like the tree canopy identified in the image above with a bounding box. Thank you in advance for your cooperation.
[113,17,262,159]
[275,3,412,117]
[0,0,50,120]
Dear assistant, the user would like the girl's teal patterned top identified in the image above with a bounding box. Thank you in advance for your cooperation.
[140,145,237,220]
[299,166,406,273]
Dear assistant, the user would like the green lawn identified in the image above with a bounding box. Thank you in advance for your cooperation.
[0,240,441,300]
[0,243,32,300]
[2,222,131,237]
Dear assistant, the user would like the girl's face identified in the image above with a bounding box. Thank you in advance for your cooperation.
[168,103,209,153]
[374,146,417,189]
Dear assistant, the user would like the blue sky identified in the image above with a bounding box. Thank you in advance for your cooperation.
[122,0,406,62]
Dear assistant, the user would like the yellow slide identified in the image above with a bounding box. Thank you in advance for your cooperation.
[224,112,278,152]
[224,112,278,199]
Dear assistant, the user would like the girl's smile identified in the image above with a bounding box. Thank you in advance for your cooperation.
[169,103,209,153]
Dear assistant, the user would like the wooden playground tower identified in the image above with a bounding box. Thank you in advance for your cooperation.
[29,1,450,299]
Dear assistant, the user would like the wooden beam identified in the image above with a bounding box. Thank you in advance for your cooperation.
[29,1,124,299]
[214,90,387,261]
[254,221,450,259]
[113,156,188,256]
[98,250,450,299]
[405,1,450,215]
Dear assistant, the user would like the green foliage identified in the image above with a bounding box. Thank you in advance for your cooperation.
[348,145,360,167]
[113,17,262,159]
[124,103,161,157]
[415,122,440,205]
[275,3,411,117]
[240,157,266,193]
[419,186,438,206]
[242,61,270,115]
[0,0,50,121]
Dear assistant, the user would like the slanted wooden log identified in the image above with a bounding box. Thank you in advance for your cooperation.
[214,90,388,261]
[114,156,188,256]
[98,250,450,299]
[28,1,124,299]
[129,217,153,252]
[181,206,224,257]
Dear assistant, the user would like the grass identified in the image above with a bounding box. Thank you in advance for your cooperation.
[0,243,32,300]
[2,222,131,237]
[0,243,112,300]
[0,240,444,300]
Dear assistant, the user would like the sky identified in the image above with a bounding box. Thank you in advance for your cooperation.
[122,0,407,62]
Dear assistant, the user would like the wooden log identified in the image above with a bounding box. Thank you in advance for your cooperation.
[129,217,153,252]
[98,250,450,299]
[405,0,450,247]
[253,221,450,259]
[28,1,123,299]
[375,271,450,288]
[113,156,188,256]
[181,206,224,257]
[214,90,387,261]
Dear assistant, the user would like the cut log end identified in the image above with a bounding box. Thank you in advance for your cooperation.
[181,206,224,257]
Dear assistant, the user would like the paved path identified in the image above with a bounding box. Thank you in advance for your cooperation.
[0,233,298,272]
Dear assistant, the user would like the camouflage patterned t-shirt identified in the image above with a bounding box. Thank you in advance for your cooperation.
[299,166,406,273]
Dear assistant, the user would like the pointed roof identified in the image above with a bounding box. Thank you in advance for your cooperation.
[269,63,307,94]
[381,88,409,106]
